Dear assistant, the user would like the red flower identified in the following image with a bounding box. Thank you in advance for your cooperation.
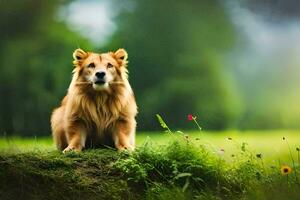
[187,114,194,121]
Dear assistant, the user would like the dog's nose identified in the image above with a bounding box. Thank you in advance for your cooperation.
[95,71,106,79]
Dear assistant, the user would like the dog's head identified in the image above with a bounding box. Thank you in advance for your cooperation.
[72,48,129,91]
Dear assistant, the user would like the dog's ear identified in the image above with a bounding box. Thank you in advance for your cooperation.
[114,48,128,66]
[73,48,88,66]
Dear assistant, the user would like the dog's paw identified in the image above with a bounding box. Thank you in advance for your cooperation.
[63,146,81,153]
[116,144,134,151]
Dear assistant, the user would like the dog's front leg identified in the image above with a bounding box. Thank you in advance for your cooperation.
[63,122,87,153]
[113,119,136,151]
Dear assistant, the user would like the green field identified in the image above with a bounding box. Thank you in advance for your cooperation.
[1,130,299,163]
[1,130,300,200]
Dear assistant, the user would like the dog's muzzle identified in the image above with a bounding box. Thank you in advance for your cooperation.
[94,71,106,85]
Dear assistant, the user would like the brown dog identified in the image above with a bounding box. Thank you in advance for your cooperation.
[51,48,137,152]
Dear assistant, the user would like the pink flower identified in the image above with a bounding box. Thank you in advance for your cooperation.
[187,114,202,131]
[187,114,194,121]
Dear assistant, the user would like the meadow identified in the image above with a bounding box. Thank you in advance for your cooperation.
[0,128,300,200]
[1,130,299,163]
[2,1,300,200]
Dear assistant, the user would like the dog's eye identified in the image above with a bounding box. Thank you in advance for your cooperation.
[107,63,113,68]
[88,63,95,68]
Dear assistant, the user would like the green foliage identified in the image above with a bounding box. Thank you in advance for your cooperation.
[0,0,241,135]
[0,0,299,134]
[106,0,241,130]
[0,149,136,200]
[156,114,172,134]
[114,137,300,199]
[115,140,242,199]
[0,1,92,135]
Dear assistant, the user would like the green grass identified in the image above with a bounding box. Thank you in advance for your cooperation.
[0,130,300,200]
[138,130,300,163]
[1,130,299,163]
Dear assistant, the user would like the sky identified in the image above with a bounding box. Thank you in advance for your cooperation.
[58,0,117,45]
[58,0,135,46]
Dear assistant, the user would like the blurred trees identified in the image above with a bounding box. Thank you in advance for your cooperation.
[2,0,298,135]
[106,0,241,130]
[0,0,91,135]
[0,0,241,135]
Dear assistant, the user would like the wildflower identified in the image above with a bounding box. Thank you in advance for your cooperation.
[256,153,262,159]
[195,137,200,140]
[282,137,286,140]
[187,114,194,121]
[281,165,292,175]
[227,137,232,140]
[296,147,300,151]
[187,114,202,131]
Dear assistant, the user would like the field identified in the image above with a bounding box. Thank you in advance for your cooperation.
[0,130,300,200]
[1,130,299,162]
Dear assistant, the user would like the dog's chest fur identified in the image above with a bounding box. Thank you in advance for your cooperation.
[69,86,131,133]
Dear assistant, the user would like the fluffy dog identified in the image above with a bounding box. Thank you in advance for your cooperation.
[51,48,137,152]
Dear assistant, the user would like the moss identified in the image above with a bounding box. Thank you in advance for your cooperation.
[0,140,299,200]
[0,149,138,200]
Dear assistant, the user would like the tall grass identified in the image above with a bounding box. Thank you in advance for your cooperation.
[113,136,300,199]
[114,115,300,199]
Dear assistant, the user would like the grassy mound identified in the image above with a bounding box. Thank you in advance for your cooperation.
[0,138,299,200]
[0,149,136,200]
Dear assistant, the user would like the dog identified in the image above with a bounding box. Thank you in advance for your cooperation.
[51,48,137,152]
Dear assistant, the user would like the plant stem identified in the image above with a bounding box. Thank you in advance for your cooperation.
[297,151,300,169]
[286,140,298,182]
[166,126,172,134]
[193,118,202,131]
[260,159,266,175]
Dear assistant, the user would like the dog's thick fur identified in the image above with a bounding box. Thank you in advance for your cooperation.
[51,48,137,152]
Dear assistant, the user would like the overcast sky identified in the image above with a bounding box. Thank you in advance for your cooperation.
[58,0,117,45]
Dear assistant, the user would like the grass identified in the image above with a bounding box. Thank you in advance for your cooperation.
[0,130,300,200]
[0,149,134,200]
[137,130,300,162]
[1,130,299,162]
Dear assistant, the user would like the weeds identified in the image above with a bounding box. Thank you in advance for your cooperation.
[115,139,244,199]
